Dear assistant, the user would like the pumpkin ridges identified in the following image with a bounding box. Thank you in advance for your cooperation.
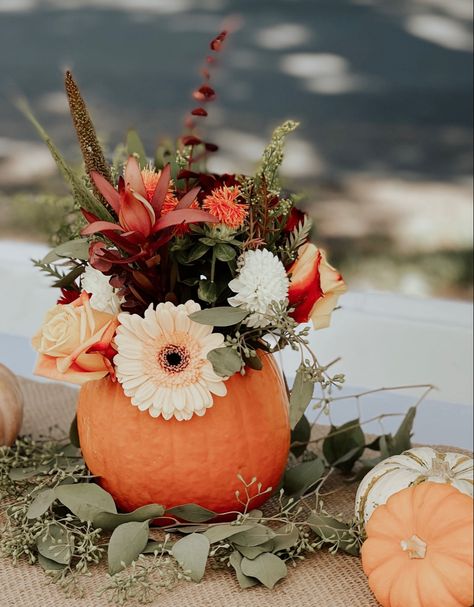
[77,352,290,514]
[417,558,468,607]
[416,490,473,540]
[389,560,423,607]
[429,553,474,605]
[365,554,405,607]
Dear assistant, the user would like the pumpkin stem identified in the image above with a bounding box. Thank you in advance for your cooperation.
[400,534,427,559]
[429,454,453,480]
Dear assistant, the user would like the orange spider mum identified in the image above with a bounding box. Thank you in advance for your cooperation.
[202,186,247,229]
[141,168,178,208]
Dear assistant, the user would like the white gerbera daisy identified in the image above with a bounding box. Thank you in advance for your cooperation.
[81,265,121,314]
[228,249,289,328]
[113,301,227,421]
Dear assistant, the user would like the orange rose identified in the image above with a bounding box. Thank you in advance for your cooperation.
[288,243,346,329]
[32,291,119,385]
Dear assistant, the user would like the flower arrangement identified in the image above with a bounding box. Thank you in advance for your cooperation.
[2,29,467,607]
[30,31,346,426]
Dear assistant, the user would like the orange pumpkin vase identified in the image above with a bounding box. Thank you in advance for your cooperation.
[77,352,290,515]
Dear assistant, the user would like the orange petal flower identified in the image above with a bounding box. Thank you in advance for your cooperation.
[202,185,247,229]
[288,243,346,330]
[141,168,178,209]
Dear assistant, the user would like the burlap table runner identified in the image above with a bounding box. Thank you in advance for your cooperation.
[6,378,462,607]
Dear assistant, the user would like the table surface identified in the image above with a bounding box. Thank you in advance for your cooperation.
[1,240,473,449]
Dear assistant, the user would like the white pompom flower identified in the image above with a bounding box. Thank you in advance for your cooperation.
[228,249,289,328]
[113,301,227,421]
[81,265,122,314]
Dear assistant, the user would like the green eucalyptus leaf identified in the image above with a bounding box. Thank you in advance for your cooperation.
[283,458,325,498]
[166,504,216,523]
[55,483,117,522]
[27,488,56,519]
[271,524,300,552]
[189,307,249,327]
[37,524,73,565]
[108,521,150,575]
[230,524,276,547]
[198,279,217,304]
[143,540,171,554]
[244,353,263,371]
[240,553,288,589]
[37,553,67,572]
[392,406,416,454]
[42,239,90,264]
[202,523,257,544]
[307,512,359,556]
[290,414,311,458]
[214,243,236,262]
[208,347,242,377]
[93,504,165,531]
[69,415,80,449]
[229,550,258,589]
[289,367,314,429]
[171,533,210,582]
[9,465,51,480]
[235,542,274,559]
[126,129,147,167]
[322,419,365,473]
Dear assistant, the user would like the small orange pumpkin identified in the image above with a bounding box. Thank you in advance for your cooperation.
[77,352,290,514]
[0,363,24,447]
[361,481,474,607]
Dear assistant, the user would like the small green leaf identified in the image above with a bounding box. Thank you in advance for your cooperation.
[37,524,73,565]
[27,488,56,519]
[198,279,217,304]
[42,239,90,264]
[208,347,242,377]
[289,367,314,429]
[271,524,300,552]
[283,458,325,498]
[290,414,311,458]
[391,406,416,455]
[187,243,209,262]
[189,307,249,327]
[55,483,117,522]
[166,504,216,523]
[69,415,80,449]
[203,523,256,544]
[244,353,263,371]
[322,419,365,473]
[37,554,67,572]
[9,465,50,480]
[230,524,276,547]
[307,512,359,556]
[52,265,85,288]
[235,542,274,559]
[108,521,150,575]
[229,550,258,589]
[127,130,147,167]
[214,243,236,262]
[93,504,165,531]
[199,237,216,247]
[240,553,288,589]
[171,533,210,582]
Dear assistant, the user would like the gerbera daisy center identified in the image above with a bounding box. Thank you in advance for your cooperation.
[157,344,190,374]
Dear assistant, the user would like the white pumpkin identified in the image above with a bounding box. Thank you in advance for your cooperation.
[355,447,473,524]
[0,363,24,446]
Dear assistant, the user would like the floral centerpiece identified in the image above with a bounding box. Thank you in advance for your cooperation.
[29,31,346,515]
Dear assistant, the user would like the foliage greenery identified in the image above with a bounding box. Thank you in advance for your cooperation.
[0,385,433,604]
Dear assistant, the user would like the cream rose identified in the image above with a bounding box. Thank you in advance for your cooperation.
[288,243,347,329]
[32,291,119,385]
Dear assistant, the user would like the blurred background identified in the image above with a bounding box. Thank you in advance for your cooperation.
[0,0,472,299]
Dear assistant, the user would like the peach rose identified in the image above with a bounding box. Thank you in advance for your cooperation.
[32,291,119,385]
[288,243,346,329]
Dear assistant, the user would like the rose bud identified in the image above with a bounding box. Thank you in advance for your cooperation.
[288,243,346,329]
